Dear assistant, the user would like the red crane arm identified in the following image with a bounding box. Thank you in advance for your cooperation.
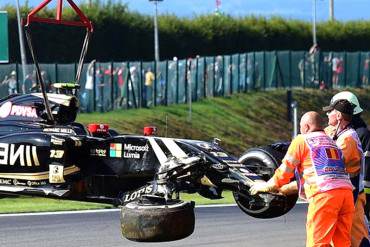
[25,0,93,32]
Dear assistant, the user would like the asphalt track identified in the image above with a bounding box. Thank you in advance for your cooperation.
[0,204,307,247]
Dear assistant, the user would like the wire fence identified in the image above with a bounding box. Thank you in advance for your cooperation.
[0,50,369,112]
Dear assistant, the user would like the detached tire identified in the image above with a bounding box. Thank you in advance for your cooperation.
[121,197,195,242]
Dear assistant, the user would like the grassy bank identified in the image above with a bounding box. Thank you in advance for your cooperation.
[78,88,370,155]
[1,88,370,213]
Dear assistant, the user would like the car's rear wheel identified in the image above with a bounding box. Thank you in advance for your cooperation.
[238,145,286,181]
[235,144,298,218]
[121,195,195,242]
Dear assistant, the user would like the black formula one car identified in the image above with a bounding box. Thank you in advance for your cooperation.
[0,83,297,241]
[3,0,297,242]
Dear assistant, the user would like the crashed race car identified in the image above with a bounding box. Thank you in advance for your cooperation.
[0,87,297,241]
[0,0,297,242]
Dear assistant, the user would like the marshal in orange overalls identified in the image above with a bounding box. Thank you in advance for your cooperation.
[272,131,354,247]
[326,126,370,247]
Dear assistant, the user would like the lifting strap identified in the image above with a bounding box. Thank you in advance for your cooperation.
[23,0,93,123]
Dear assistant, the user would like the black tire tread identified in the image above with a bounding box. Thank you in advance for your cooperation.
[121,200,195,242]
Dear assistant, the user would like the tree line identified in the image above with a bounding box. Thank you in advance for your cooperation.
[3,1,370,63]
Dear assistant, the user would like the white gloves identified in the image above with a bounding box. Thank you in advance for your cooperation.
[279,181,298,195]
[249,180,275,195]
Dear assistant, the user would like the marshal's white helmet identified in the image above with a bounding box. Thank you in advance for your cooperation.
[330,91,363,115]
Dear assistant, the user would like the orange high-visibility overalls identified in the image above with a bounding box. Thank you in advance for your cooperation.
[272,131,354,247]
[326,126,370,247]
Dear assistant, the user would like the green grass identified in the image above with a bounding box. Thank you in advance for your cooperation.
[2,88,370,213]
[180,191,235,205]
[0,192,235,214]
[0,196,114,214]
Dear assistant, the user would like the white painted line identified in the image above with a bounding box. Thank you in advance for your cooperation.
[0,208,120,217]
[0,200,307,217]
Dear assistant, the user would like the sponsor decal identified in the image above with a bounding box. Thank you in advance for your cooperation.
[0,102,38,118]
[50,150,64,159]
[90,148,107,157]
[0,165,79,181]
[123,144,149,152]
[211,163,227,170]
[197,143,211,149]
[51,136,65,146]
[239,167,259,177]
[123,185,154,203]
[123,152,140,159]
[70,136,82,147]
[210,151,228,157]
[325,148,340,160]
[49,164,65,183]
[0,102,12,118]
[0,143,40,167]
[12,179,26,186]
[122,143,149,159]
[110,143,122,158]
[26,180,47,186]
[0,178,12,185]
[43,128,76,134]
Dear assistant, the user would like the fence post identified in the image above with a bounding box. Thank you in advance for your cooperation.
[328,52,333,89]
[344,52,347,87]
[318,51,322,85]
[289,50,292,88]
[165,59,168,105]
[99,63,104,113]
[93,61,96,112]
[237,53,240,93]
[15,63,20,93]
[55,63,58,84]
[263,51,266,90]
[203,58,207,98]
[185,58,188,104]
[195,57,198,102]
[221,55,225,96]
[176,59,179,104]
[154,61,157,107]
[357,52,361,87]
[187,59,192,122]
[287,90,292,122]
[245,53,248,93]
[213,56,216,97]
[253,52,256,89]
[139,61,143,108]
[74,63,77,82]
[274,51,278,88]
[229,54,233,95]
[367,52,370,87]
[128,62,131,109]
[110,61,114,110]
[291,101,298,138]
[303,52,306,89]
